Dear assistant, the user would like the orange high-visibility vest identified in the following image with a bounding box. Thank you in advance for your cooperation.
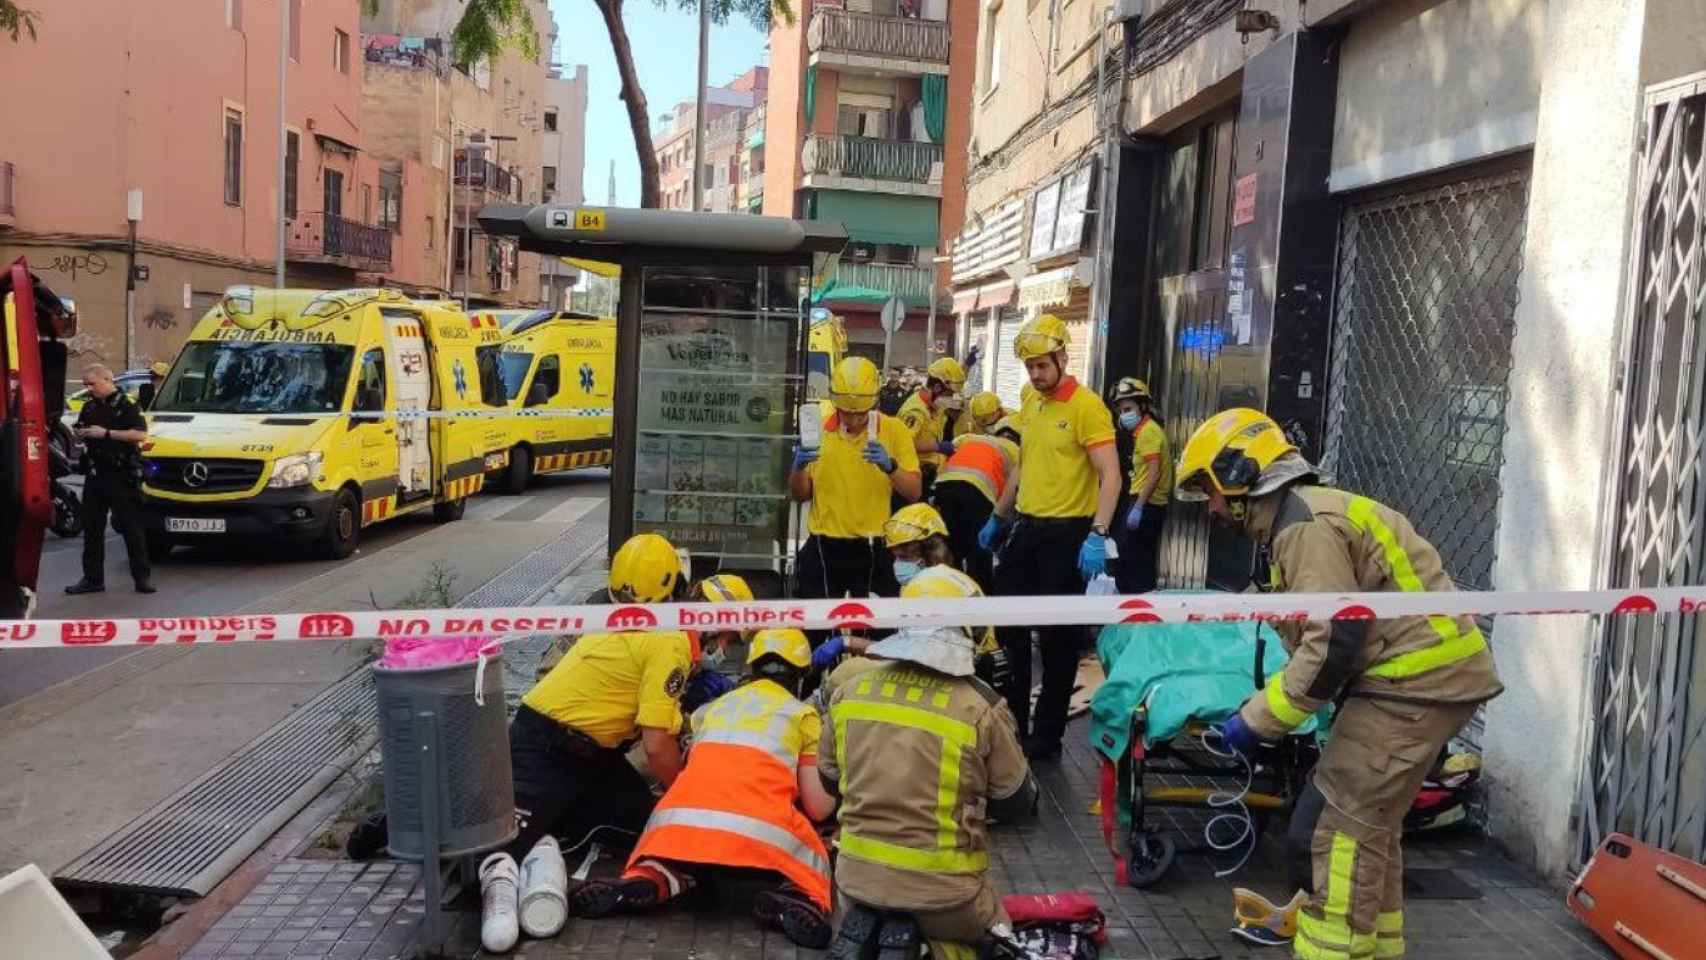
[936,434,1019,504]
[623,679,832,909]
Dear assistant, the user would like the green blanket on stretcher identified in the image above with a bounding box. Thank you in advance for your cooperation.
[1089,610,1324,763]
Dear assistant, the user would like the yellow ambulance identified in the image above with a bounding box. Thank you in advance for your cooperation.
[484,309,615,494]
[138,287,510,560]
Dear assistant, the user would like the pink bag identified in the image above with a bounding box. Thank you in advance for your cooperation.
[379,635,500,670]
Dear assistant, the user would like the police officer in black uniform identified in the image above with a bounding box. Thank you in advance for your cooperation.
[66,364,154,595]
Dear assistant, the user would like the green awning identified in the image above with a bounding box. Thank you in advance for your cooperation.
[811,281,896,306]
[810,191,939,247]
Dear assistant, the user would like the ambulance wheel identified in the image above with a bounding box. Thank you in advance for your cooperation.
[1126,831,1176,888]
[319,489,360,560]
[432,496,466,523]
[502,446,532,495]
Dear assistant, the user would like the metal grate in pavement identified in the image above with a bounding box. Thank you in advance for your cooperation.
[457,503,607,609]
[55,669,377,897]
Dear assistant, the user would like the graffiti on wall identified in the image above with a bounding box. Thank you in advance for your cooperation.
[142,306,178,331]
[37,251,111,282]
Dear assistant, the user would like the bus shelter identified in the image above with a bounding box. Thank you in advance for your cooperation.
[479,204,846,592]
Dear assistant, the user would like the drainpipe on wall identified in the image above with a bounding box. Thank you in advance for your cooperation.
[1084,6,1116,394]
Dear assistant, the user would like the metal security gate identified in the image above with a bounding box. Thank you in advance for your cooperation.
[1578,74,1706,866]
[1322,163,1531,592]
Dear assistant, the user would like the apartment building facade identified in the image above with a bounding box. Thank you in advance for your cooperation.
[541,62,590,308]
[765,0,974,363]
[654,67,769,213]
[0,0,422,371]
[959,0,1706,885]
[360,0,555,306]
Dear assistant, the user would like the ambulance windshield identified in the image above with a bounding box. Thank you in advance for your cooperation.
[155,341,356,414]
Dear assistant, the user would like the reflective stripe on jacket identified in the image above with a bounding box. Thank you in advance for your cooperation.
[937,434,1019,504]
[624,679,832,909]
[1241,485,1504,739]
[819,663,1029,912]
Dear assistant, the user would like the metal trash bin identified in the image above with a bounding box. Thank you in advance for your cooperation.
[374,656,516,861]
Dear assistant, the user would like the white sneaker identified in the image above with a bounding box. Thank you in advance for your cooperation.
[519,835,569,938]
[479,852,520,953]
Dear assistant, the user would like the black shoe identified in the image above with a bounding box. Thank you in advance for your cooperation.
[134,579,157,594]
[875,913,921,960]
[1023,736,1063,761]
[569,880,624,918]
[827,902,883,960]
[64,580,105,595]
[753,888,832,949]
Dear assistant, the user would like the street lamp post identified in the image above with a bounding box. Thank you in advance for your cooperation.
[275,0,290,288]
[692,0,710,212]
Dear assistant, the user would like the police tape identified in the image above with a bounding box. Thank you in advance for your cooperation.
[1,586,1700,650]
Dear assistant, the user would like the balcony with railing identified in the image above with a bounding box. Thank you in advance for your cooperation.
[801,134,943,195]
[807,9,949,69]
[831,261,937,309]
[454,154,520,199]
[285,212,393,271]
[0,161,14,227]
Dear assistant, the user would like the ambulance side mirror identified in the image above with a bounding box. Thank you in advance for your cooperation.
[526,382,550,407]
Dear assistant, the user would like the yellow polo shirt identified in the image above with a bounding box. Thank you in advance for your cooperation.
[1129,416,1172,506]
[806,409,919,538]
[897,390,950,471]
[1015,377,1116,518]
[521,630,696,747]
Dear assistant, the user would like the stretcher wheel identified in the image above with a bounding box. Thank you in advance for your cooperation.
[1126,830,1176,888]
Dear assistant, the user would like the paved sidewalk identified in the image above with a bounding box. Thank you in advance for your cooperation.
[183,710,1610,960]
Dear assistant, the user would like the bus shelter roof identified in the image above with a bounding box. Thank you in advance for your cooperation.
[478,204,847,267]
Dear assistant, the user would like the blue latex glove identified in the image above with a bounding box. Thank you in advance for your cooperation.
[811,636,847,671]
[1077,531,1108,581]
[862,441,896,474]
[1219,710,1263,758]
[683,668,735,713]
[978,515,1009,553]
[1123,502,1145,533]
[791,445,819,472]
[936,439,956,456]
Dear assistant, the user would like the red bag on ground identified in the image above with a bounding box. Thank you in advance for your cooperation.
[1002,892,1107,944]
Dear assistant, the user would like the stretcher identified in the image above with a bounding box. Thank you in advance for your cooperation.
[1089,611,1324,887]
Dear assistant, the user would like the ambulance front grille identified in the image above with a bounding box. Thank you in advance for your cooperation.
[144,456,266,494]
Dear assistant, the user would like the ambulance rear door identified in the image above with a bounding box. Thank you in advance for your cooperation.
[380,307,434,500]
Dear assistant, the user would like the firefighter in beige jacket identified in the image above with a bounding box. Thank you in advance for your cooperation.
[1174,408,1503,960]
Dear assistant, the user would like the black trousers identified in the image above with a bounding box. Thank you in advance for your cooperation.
[506,704,656,859]
[993,515,1091,744]
[1113,504,1167,593]
[931,479,995,593]
[81,469,150,585]
[793,535,896,604]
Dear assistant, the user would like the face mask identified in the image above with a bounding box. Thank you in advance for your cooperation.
[893,560,924,586]
[932,394,957,413]
[1119,411,1140,431]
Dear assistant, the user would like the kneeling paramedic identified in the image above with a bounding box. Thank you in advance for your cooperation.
[819,589,1038,959]
[1175,409,1503,960]
[571,628,837,947]
[479,533,699,951]
[982,314,1122,759]
[932,416,1020,592]
[790,356,922,610]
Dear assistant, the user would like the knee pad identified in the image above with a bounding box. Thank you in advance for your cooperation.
[877,913,921,960]
[828,902,884,960]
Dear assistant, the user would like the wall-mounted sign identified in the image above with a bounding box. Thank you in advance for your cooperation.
[1027,158,1098,261]
[1232,173,1259,227]
[1029,180,1061,259]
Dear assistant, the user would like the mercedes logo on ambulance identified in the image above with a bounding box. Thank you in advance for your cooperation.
[182,461,210,488]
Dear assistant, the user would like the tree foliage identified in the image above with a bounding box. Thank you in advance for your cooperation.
[0,1,40,42]
[359,0,538,66]
[657,0,794,32]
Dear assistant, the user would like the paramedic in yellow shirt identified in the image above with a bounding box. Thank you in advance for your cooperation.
[1110,377,1169,593]
[789,356,922,605]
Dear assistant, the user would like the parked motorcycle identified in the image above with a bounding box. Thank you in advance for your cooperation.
[47,420,83,539]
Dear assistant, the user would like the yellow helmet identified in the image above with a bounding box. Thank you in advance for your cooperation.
[900,564,985,600]
[695,573,753,604]
[1014,313,1070,361]
[1174,408,1297,501]
[149,361,171,377]
[746,628,811,670]
[1112,377,1151,405]
[926,357,967,389]
[884,503,950,549]
[967,391,1002,423]
[608,532,683,603]
[830,356,881,413]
